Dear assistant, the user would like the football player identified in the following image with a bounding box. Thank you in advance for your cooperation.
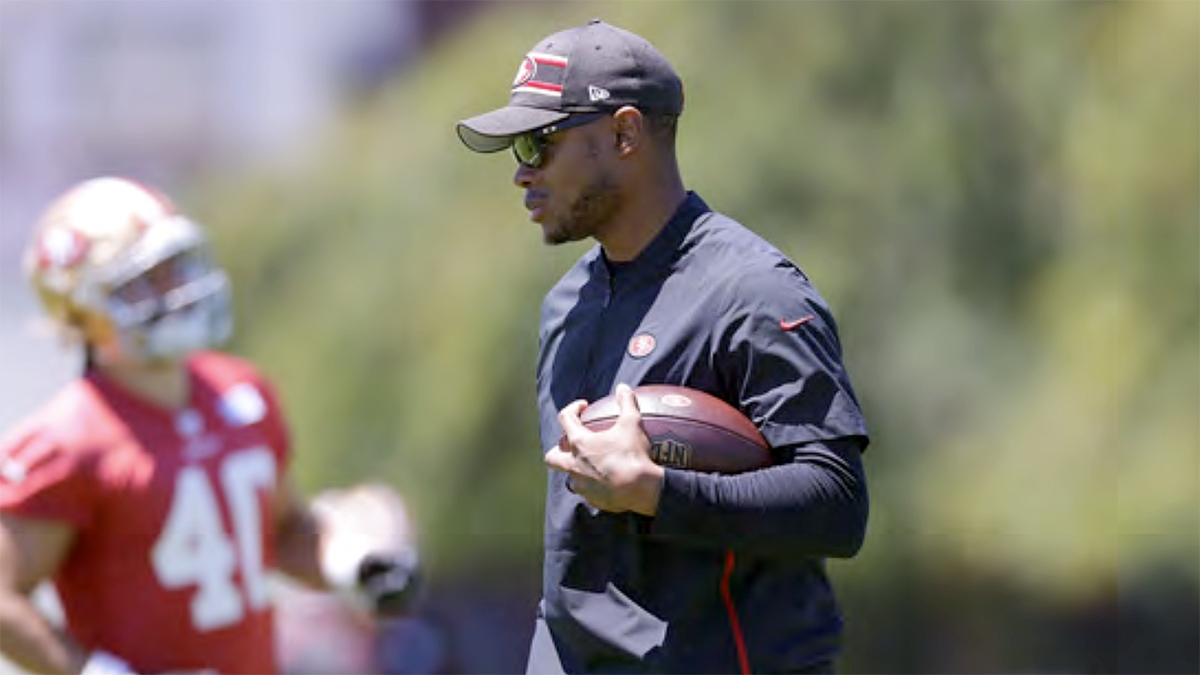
[0,177,420,675]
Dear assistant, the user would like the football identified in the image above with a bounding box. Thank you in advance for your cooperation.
[576,385,771,474]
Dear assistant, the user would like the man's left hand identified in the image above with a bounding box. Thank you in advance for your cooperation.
[544,383,665,516]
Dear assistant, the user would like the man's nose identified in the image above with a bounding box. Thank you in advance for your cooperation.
[514,162,537,187]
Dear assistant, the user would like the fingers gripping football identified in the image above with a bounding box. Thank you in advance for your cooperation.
[546,383,664,515]
[311,483,422,617]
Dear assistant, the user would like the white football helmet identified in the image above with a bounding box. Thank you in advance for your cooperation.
[23,177,233,364]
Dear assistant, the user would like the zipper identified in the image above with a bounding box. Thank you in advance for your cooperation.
[575,267,616,401]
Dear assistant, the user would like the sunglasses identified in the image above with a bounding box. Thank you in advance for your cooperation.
[512,112,608,168]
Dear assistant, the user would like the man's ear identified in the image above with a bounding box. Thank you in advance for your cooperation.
[612,107,644,156]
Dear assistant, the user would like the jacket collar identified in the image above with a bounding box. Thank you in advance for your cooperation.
[589,191,710,286]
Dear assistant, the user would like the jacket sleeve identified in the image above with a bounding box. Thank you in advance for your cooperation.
[646,437,868,559]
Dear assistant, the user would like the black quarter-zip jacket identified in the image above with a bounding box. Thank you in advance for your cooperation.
[530,192,869,674]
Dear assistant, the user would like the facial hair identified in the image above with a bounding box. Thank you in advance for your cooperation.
[543,170,620,246]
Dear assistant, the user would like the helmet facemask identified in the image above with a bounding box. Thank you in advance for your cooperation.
[90,216,233,365]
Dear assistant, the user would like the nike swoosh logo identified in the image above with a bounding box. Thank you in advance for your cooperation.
[780,315,816,331]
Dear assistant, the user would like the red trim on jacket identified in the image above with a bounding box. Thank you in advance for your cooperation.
[720,549,752,675]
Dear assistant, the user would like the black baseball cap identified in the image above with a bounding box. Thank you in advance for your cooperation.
[456,19,684,153]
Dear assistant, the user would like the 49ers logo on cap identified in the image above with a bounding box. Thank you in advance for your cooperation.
[628,333,656,358]
[513,57,535,87]
[511,52,568,98]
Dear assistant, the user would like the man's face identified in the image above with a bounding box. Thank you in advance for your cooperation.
[512,115,621,246]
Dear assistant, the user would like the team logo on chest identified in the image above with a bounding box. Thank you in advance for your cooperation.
[628,333,656,358]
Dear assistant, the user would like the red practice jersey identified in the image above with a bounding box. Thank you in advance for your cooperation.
[0,351,291,674]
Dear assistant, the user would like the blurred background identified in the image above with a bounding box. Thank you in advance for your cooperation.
[0,0,1196,673]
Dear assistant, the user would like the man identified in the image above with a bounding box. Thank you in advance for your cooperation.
[0,177,420,675]
[456,20,870,675]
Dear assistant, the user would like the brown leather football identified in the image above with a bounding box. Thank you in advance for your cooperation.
[576,385,771,474]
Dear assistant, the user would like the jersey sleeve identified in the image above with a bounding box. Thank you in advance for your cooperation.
[714,264,869,451]
[255,376,292,468]
[201,351,293,468]
[0,421,97,528]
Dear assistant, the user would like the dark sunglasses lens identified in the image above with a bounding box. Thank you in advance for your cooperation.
[513,135,542,168]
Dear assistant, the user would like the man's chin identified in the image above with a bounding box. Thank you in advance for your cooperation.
[542,228,578,247]
[540,221,564,245]
[540,217,592,246]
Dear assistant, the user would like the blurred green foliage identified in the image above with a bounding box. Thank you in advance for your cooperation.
[192,1,1197,670]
